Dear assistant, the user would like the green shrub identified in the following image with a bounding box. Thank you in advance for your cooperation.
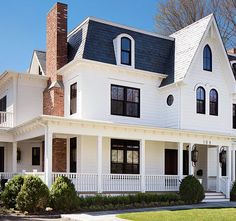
[231,181,236,201]
[179,175,204,203]
[50,176,78,211]
[16,176,49,212]
[1,175,24,208]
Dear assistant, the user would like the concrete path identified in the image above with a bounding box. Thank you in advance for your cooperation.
[61,201,236,221]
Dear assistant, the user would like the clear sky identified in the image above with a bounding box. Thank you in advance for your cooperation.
[0,0,159,73]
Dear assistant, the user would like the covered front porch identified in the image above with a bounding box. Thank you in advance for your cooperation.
[0,116,235,198]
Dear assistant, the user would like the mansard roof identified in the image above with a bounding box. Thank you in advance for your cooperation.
[67,18,175,86]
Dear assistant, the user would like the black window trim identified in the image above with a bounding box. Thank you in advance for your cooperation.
[110,139,140,175]
[203,44,212,72]
[209,89,218,116]
[121,37,132,66]
[111,84,140,118]
[196,86,206,114]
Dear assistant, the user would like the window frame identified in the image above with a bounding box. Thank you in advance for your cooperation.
[111,139,140,174]
[70,82,77,115]
[32,147,40,166]
[111,84,140,118]
[209,89,218,116]
[196,87,206,114]
[203,45,212,72]
[121,37,132,66]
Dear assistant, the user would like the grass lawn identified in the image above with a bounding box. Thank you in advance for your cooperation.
[117,208,236,221]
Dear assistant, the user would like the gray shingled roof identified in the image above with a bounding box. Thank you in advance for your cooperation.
[68,19,175,86]
[35,50,46,74]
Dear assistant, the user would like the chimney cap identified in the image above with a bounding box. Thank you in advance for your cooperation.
[47,2,68,15]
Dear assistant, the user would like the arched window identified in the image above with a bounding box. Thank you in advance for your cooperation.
[121,37,131,66]
[196,87,205,114]
[203,45,212,71]
[209,89,218,116]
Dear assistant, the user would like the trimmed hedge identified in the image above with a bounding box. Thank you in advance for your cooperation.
[231,181,236,201]
[16,176,49,212]
[179,175,205,203]
[50,176,78,211]
[1,175,24,208]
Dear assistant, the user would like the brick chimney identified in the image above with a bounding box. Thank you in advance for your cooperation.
[227,48,236,55]
[43,2,68,116]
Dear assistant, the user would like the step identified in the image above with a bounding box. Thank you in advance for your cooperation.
[202,198,230,203]
[205,192,224,196]
[204,195,226,199]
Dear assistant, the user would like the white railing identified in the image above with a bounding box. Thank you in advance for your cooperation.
[0,111,13,128]
[52,173,98,192]
[146,175,180,192]
[0,172,17,180]
[24,172,45,182]
[102,174,141,192]
[219,176,228,196]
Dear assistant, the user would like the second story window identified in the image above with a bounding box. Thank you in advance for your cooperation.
[209,89,218,116]
[121,37,132,66]
[70,83,77,115]
[111,85,140,118]
[233,104,236,129]
[203,45,212,71]
[196,87,205,114]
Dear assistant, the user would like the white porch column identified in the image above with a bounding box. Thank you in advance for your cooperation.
[232,148,235,182]
[178,142,183,180]
[188,143,194,175]
[97,136,103,193]
[140,139,146,193]
[44,127,53,187]
[12,142,17,173]
[227,146,232,198]
[216,146,221,192]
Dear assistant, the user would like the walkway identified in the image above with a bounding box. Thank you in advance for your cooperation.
[61,201,236,221]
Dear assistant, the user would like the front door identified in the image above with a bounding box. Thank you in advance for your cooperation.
[165,149,177,175]
[0,147,4,172]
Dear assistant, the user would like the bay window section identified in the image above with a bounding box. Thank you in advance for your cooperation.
[111,139,140,174]
[111,85,140,118]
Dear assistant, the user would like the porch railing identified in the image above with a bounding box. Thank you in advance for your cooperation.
[219,176,228,196]
[0,111,13,128]
[0,172,17,180]
[146,175,180,192]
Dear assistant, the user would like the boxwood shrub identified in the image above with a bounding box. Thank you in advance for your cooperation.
[1,175,24,208]
[179,175,204,203]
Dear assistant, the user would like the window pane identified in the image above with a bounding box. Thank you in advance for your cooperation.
[111,86,118,99]
[111,100,123,115]
[121,38,131,51]
[118,87,124,100]
[126,103,139,117]
[133,90,139,103]
[126,89,133,101]
[118,150,124,163]
[121,51,131,65]
[133,151,139,164]
[127,151,133,163]
[112,150,118,162]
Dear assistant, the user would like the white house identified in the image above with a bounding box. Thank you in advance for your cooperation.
[1,2,236,201]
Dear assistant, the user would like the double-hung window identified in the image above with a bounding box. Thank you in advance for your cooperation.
[121,37,131,66]
[111,85,140,118]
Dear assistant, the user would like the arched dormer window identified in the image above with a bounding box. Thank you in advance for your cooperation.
[196,87,205,114]
[203,45,212,71]
[209,89,218,116]
[113,34,135,68]
[121,37,131,66]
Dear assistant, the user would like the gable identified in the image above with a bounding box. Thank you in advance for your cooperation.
[29,51,46,75]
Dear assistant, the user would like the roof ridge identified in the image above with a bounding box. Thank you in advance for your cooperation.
[170,13,213,36]
[34,49,46,53]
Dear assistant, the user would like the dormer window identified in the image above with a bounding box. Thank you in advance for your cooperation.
[38,66,42,75]
[113,34,135,68]
[203,45,212,71]
[121,37,131,65]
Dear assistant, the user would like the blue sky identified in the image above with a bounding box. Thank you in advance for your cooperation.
[0,0,159,73]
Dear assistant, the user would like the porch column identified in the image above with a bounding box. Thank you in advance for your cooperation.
[97,136,103,193]
[140,139,146,193]
[12,142,17,173]
[44,127,53,187]
[227,146,232,198]
[216,146,221,192]
[188,143,194,175]
[232,147,235,182]
[178,142,183,180]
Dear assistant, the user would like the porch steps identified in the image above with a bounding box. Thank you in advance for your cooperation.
[202,192,229,202]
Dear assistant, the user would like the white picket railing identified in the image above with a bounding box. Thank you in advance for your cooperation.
[0,111,13,128]
[52,173,98,192]
[0,172,17,180]
[24,172,45,182]
[146,175,180,191]
[219,176,228,196]
[102,174,141,192]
